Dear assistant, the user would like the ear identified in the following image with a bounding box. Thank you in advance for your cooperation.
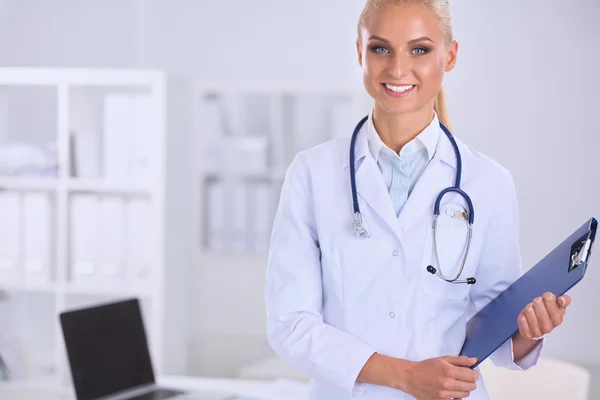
[356,38,363,67]
[445,40,459,72]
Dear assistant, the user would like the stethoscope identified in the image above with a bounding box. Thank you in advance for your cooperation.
[349,115,476,285]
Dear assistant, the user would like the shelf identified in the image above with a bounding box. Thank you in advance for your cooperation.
[0,373,69,394]
[0,68,166,87]
[0,177,57,191]
[0,282,58,294]
[0,178,152,196]
[63,282,152,298]
[66,179,152,196]
[204,169,286,183]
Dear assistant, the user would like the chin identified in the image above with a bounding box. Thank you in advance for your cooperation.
[376,98,420,115]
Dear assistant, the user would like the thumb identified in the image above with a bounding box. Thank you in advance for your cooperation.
[445,355,478,367]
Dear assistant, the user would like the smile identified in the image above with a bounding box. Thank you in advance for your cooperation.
[384,83,414,92]
[382,83,416,97]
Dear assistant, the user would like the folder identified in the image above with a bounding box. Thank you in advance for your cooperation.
[459,217,597,368]
[0,192,21,284]
[22,193,52,285]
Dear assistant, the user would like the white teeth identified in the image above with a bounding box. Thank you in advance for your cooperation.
[385,84,414,93]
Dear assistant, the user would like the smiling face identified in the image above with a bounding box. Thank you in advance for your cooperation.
[357,2,458,116]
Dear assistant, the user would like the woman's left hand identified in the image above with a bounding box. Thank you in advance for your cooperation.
[517,292,571,340]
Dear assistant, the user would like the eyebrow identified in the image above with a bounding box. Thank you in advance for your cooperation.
[368,35,434,45]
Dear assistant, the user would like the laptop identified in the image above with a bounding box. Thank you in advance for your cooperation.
[59,298,232,400]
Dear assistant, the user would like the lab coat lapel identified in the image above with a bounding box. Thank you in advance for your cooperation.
[347,124,404,242]
[355,156,404,241]
[397,131,458,229]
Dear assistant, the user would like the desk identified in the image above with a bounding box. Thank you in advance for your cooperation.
[0,375,310,400]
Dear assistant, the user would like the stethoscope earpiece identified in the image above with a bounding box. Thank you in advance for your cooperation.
[427,265,476,285]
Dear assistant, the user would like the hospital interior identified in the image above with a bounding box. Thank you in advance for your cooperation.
[0,1,599,399]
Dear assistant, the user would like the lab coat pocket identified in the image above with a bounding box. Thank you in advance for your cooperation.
[420,203,474,300]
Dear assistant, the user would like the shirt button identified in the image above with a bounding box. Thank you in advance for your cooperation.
[389,312,396,318]
[392,250,398,257]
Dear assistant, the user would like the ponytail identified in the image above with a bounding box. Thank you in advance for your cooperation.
[434,85,452,131]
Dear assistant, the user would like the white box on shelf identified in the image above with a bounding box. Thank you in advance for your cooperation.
[22,193,52,285]
[70,195,100,286]
[0,192,21,285]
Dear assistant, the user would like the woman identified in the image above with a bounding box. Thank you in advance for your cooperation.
[265,1,571,399]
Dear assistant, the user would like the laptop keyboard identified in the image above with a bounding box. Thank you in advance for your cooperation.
[127,388,185,400]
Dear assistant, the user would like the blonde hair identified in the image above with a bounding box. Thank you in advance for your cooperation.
[358,0,454,130]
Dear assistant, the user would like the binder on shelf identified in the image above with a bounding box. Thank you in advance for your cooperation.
[124,199,153,288]
[102,93,155,185]
[129,95,155,185]
[70,195,100,286]
[206,183,227,253]
[22,193,53,285]
[103,94,132,183]
[231,182,248,253]
[252,183,273,254]
[0,192,21,284]
[98,197,125,286]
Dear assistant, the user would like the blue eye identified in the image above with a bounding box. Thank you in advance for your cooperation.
[412,47,429,55]
[371,46,390,54]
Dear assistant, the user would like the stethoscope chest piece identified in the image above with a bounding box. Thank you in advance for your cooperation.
[352,212,370,237]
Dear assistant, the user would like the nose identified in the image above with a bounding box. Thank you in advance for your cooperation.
[387,53,412,79]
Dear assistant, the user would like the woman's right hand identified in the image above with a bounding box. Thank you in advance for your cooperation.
[403,356,479,400]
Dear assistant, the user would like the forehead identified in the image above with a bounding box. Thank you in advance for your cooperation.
[362,3,444,43]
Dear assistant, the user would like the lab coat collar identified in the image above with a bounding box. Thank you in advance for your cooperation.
[342,113,457,171]
[366,109,440,163]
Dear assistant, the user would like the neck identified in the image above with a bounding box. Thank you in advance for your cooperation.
[372,104,435,154]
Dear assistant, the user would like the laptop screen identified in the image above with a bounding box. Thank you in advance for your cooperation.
[60,298,155,400]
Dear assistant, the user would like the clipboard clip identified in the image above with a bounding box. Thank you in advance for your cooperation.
[570,238,592,272]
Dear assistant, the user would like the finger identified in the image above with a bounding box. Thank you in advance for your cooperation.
[532,296,553,334]
[518,310,532,339]
[542,292,564,327]
[444,356,478,368]
[524,303,543,338]
[449,365,479,383]
[445,374,478,389]
[442,390,470,399]
[558,295,571,308]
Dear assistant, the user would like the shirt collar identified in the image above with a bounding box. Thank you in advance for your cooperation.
[366,109,440,162]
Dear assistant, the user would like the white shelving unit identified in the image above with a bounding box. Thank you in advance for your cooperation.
[195,86,373,257]
[0,68,198,393]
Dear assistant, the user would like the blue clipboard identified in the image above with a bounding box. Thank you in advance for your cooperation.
[459,217,597,369]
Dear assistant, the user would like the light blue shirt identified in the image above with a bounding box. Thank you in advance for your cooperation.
[366,111,440,217]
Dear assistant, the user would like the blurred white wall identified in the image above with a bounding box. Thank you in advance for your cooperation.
[2,0,600,393]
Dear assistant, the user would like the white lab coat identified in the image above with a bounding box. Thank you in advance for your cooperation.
[265,121,544,399]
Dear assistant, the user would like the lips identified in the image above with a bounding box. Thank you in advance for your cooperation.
[382,83,416,97]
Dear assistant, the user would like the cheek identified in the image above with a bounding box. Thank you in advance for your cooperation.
[414,61,445,91]
[362,58,384,92]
